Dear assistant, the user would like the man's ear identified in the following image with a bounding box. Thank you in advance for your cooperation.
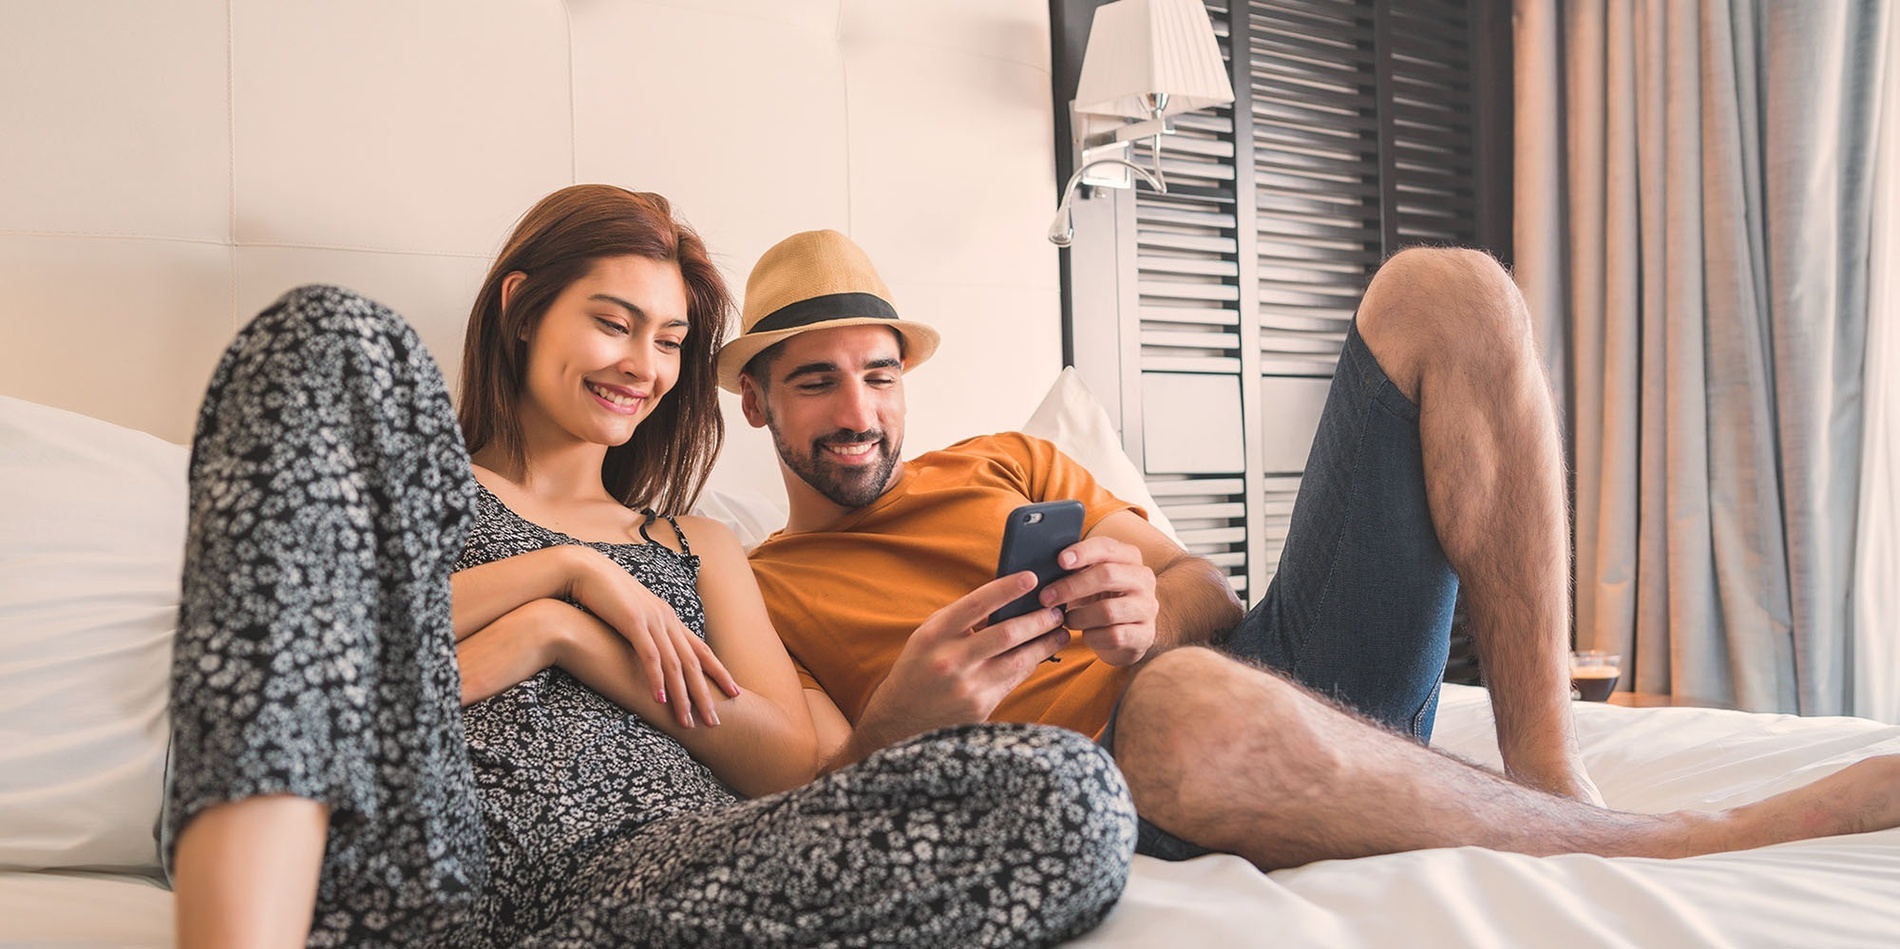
[738,374,769,429]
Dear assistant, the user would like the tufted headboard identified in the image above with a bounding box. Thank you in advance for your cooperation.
[0,1,1068,502]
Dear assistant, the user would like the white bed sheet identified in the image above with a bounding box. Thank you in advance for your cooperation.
[4,685,1896,947]
[0,870,171,948]
[1080,684,1900,947]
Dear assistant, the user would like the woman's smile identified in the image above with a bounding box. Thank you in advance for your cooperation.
[584,379,647,415]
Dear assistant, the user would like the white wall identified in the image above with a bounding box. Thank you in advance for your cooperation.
[0,0,1065,502]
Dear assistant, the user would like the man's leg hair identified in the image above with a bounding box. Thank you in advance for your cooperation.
[1114,646,1900,871]
[1357,246,1583,793]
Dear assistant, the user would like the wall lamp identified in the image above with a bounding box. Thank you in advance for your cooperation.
[1049,0,1235,246]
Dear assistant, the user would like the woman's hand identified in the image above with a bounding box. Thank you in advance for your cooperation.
[564,547,741,728]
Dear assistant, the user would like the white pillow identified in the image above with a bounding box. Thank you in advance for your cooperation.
[0,397,186,873]
[1021,368,1182,545]
[690,487,789,553]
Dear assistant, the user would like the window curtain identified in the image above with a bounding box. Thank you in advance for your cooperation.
[1514,0,1890,715]
[1856,6,1900,724]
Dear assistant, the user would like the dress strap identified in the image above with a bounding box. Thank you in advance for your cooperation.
[638,509,692,556]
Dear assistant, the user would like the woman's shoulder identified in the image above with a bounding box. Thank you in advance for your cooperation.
[668,513,741,552]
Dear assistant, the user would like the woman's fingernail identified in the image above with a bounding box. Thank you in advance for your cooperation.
[707,708,722,726]
[656,688,668,705]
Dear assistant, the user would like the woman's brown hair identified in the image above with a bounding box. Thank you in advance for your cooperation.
[458,184,730,515]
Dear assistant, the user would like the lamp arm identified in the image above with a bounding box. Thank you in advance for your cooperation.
[1047,157,1167,247]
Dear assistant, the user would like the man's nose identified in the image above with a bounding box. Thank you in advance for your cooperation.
[834,380,878,432]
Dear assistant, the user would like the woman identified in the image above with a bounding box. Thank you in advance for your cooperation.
[163,185,1135,948]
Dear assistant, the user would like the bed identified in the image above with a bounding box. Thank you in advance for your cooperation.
[4,5,1898,943]
[4,393,1899,947]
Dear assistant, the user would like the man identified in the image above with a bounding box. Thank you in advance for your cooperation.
[723,229,1900,869]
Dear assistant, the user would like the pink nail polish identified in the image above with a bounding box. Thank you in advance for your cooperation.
[656,688,667,705]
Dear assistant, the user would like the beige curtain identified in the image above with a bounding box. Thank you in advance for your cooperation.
[1856,7,1900,724]
[1514,0,1889,714]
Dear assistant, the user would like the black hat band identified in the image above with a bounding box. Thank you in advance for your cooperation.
[749,292,898,335]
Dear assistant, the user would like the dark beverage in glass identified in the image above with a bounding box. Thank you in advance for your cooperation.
[1571,667,1619,702]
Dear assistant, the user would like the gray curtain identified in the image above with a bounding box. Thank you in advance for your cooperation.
[1515,0,1889,713]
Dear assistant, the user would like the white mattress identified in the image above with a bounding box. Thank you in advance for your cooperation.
[1082,684,1900,947]
[0,870,171,948]
[4,685,1896,947]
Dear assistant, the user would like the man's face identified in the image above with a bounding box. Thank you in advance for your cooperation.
[743,324,907,510]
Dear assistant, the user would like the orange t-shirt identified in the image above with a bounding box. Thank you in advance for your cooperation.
[748,432,1142,738]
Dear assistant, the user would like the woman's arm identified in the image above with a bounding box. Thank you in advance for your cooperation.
[449,545,581,641]
[670,514,819,794]
[452,543,739,726]
[171,795,328,949]
[452,520,820,796]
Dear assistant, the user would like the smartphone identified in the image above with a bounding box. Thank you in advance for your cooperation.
[990,500,1086,626]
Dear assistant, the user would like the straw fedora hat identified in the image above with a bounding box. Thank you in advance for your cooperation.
[717,229,940,393]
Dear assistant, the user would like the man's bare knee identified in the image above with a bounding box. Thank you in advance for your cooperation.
[1358,247,1532,397]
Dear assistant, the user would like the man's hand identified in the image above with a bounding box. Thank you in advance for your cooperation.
[841,572,1071,764]
[1037,535,1159,666]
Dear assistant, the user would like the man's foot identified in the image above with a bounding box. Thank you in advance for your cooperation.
[1693,755,1900,855]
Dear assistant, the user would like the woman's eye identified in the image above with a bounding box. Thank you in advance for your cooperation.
[594,317,628,335]
[657,339,683,352]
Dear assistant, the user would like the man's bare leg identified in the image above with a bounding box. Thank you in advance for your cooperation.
[1116,648,1900,870]
[1356,248,1590,799]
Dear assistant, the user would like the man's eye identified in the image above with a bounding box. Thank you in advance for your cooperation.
[867,376,897,387]
[797,382,832,393]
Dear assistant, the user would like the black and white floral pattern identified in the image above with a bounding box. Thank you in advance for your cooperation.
[166,285,1136,948]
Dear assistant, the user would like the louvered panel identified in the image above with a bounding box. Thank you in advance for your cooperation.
[1132,29,1243,378]
[1142,304,1240,326]
[1250,3,1372,43]
[1386,0,1479,247]
[1255,474,1304,577]
[1137,202,1236,230]
[1143,329,1241,350]
[1148,477,1247,497]
[1258,309,1351,333]
[1139,279,1238,303]
[1247,4,1380,381]
[1147,474,1251,598]
[1163,502,1249,520]
[1057,0,1502,672]
[1139,255,1239,278]
[1146,356,1243,373]
[1255,210,1380,244]
[1141,231,1238,256]
[1256,279,1361,311]
[1176,526,1247,546]
[1258,356,1338,376]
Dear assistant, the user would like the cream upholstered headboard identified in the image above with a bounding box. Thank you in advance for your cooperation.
[0,1,1065,502]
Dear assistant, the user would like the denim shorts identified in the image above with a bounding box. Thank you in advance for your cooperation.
[1103,320,1458,861]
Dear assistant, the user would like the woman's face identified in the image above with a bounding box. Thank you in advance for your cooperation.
[514,254,691,450]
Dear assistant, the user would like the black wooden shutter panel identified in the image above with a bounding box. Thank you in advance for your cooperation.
[1120,0,1493,601]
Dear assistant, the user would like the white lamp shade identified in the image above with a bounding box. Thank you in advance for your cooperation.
[1073,0,1235,119]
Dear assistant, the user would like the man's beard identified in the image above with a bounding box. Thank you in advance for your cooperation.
[771,423,900,510]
